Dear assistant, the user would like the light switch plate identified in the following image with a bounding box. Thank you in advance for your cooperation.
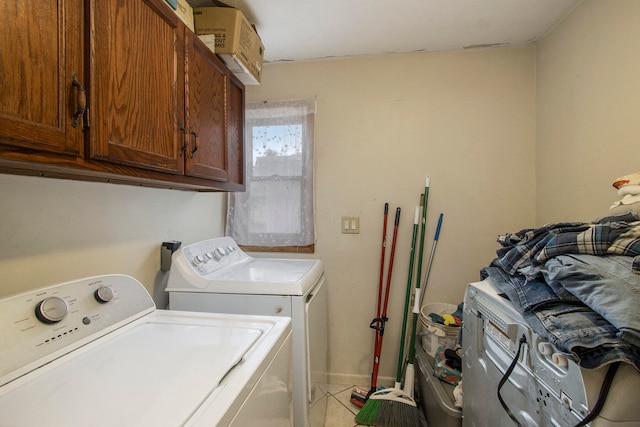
[341,216,360,234]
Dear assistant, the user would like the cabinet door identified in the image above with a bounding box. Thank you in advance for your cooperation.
[227,75,245,189]
[184,33,229,181]
[88,0,185,174]
[0,0,85,156]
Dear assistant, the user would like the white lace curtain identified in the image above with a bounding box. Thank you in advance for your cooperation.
[226,98,316,247]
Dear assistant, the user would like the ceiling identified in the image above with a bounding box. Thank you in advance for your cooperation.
[189,0,583,63]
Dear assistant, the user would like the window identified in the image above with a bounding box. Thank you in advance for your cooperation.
[226,98,316,252]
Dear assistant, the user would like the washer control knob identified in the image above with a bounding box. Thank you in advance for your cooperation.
[552,353,569,367]
[35,297,68,324]
[212,248,223,260]
[216,247,226,257]
[192,255,204,266]
[538,342,554,355]
[94,286,114,303]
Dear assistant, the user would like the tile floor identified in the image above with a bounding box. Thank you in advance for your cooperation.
[320,383,428,427]
[321,383,366,427]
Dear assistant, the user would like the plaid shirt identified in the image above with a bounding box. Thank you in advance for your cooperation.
[496,217,640,275]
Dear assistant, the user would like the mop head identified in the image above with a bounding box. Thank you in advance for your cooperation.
[370,388,421,427]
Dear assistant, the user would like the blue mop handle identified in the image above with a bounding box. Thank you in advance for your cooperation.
[434,213,443,241]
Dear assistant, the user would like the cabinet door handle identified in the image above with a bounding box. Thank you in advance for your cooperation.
[190,130,199,158]
[71,74,87,129]
[179,124,188,157]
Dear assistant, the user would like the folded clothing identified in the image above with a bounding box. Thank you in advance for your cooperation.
[619,185,640,196]
[611,195,640,209]
[613,171,640,189]
[611,178,640,209]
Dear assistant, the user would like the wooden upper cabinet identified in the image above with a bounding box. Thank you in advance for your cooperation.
[88,0,185,175]
[0,0,85,156]
[0,0,244,191]
[227,75,246,189]
[184,33,229,182]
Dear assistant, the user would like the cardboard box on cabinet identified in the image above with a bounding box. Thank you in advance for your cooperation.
[164,0,194,32]
[193,7,264,85]
[176,0,194,32]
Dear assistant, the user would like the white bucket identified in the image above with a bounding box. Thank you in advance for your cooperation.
[419,302,460,358]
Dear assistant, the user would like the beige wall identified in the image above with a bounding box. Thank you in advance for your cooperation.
[536,0,640,223]
[0,174,226,307]
[246,47,537,384]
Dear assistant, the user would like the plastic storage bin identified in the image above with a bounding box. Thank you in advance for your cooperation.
[415,344,462,427]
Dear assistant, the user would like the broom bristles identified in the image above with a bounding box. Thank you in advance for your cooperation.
[374,399,422,427]
[354,397,380,425]
[356,387,421,426]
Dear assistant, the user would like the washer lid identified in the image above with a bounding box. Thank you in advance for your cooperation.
[0,319,261,427]
[202,258,324,295]
[166,237,325,296]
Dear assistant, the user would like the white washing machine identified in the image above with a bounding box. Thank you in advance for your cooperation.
[166,236,328,427]
[0,274,292,427]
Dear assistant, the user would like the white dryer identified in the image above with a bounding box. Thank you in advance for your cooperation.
[166,236,328,427]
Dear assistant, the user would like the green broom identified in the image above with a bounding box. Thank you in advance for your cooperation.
[368,205,422,427]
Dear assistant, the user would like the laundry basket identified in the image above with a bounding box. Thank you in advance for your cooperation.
[419,303,460,357]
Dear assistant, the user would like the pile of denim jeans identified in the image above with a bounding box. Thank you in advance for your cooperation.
[481,212,640,370]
